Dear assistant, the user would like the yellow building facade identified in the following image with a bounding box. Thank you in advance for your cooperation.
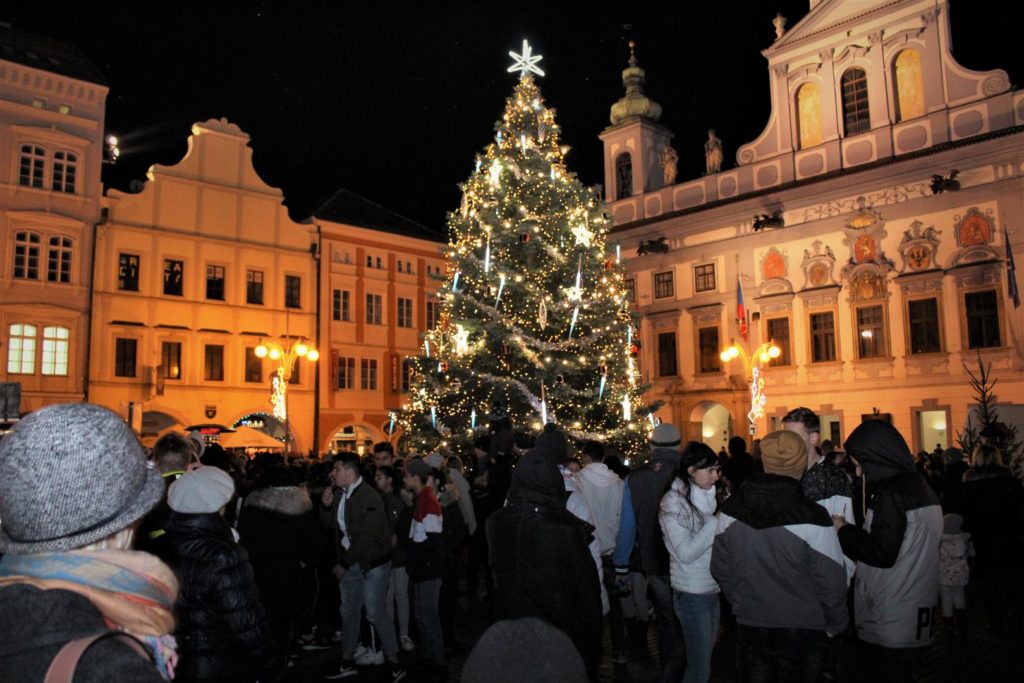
[89,118,320,451]
[603,0,1024,453]
[0,26,108,418]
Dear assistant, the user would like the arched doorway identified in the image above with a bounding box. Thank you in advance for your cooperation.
[689,401,732,451]
[141,410,182,436]
[233,412,288,442]
[326,424,379,456]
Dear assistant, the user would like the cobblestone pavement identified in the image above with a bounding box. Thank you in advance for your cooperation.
[287,583,1020,682]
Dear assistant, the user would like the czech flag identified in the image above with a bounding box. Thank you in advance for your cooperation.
[737,275,749,339]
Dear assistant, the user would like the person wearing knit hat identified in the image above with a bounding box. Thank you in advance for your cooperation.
[157,467,282,681]
[461,618,588,683]
[712,430,848,682]
[0,402,177,681]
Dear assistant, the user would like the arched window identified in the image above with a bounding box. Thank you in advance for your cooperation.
[47,236,73,283]
[19,145,45,188]
[796,83,823,149]
[7,324,37,374]
[615,153,633,200]
[841,68,871,136]
[893,49,925,121]
[42,326,70,376]
[13,231,41,280]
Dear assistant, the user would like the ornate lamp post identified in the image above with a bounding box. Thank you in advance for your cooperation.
[720,340,781,436]
[254,338,319,450]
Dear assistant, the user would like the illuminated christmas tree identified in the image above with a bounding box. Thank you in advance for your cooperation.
[399,41,656,459]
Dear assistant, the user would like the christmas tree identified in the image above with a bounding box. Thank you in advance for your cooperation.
[399,41,656,460]
[957,352,1023,476]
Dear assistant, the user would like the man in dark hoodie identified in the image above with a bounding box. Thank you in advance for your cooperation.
[712,430,848,683]
[486,446,602,675]
[834,420,942,682]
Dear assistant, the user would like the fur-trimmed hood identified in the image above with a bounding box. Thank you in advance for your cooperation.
[243,486,312,516]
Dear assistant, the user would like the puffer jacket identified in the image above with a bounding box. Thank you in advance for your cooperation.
[659,478,719,595]
[838,420,942,649]
[158,512,280,682]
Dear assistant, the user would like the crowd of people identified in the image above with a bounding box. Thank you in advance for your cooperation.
[0,401,1021,683]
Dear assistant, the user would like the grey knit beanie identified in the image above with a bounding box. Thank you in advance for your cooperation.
[167,466,235,514]
[0,402,164,554]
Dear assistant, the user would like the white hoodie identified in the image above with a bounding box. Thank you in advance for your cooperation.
[577,462,625,556]
[659,478,719,595]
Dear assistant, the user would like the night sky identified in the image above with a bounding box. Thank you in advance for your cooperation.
[4,1,1020,229]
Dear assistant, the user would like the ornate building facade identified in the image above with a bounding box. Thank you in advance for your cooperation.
[604,0,1024,452]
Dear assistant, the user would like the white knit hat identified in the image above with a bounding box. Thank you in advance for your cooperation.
[168,466,235,514]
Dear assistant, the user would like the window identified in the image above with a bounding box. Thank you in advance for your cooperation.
[245,348,263,383]
[841,68,871,136]
[965,291,1001,349]
[361,358,378,390]
[336,356,355,389]
[44,236,72,284]
[52,151,77,193]
[376,257,382,269]
[6,324,37,374]
[426,301,440,329]
[161,342,182,380]
[401,357,415,393]
[205,266,225,300]
[163,259,183,296]
[13,232,41,279]
[694,264,716,293]
[366,294,382,325]
[119,254,140,291]
[366,255,373,268]
[615,153,632,200]
[657,332,677,377]
[625,278,636,303]
[288,360,300,385]
[893,49,924,122]
[907,298,941,354]
[796,83,823,149]
[698,327,721,373]
[40,326,69,376]
[333,289,351,321]
[856,305,887,358]
[246,270,264,305]
[654,271,674,299]
[285,275,301,308]
[204,345,224,381]
[19,145,45,188]
[766,317,791,366]
[810,312,837,362]
[397,297,413,328]
[115,338,137,377]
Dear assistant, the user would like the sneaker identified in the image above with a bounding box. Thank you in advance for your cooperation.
[355,647,384,666]
[399,635,415,652]
[391,666,407,683]
[324,660,359,679]
[302,641,332,651]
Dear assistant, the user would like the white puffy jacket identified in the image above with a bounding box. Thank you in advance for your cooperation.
[659,478,719,595]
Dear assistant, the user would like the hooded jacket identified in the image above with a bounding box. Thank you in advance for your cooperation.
[711,472,848,634]
[838,420,942,649]
[577,462,625,556]
[660,478,719,595]
[486,449,602,671]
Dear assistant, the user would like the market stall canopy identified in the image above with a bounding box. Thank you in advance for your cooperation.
[219,425,285,450]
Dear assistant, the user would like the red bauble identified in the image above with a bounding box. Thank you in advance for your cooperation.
[519,233,531,243]
[604,259,614,269]
[630,344,639,357]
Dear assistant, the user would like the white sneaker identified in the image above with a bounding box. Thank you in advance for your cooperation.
[400,635,415,652]
[355,647,384,666]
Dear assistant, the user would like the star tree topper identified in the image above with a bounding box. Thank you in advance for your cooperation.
[508,39,545,79]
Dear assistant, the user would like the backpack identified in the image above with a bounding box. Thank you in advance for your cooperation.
[44,632,152,683]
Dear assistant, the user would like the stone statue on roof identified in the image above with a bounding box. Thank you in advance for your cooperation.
[705,130,723,175]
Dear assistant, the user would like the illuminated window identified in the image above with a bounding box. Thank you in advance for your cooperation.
[245,348,263,383]
[52,151,77,193]
[698,327,720,373]
[204,345,224,381]
[855,305,887,358]
[163,259,183,296]
[115,338,137,377]
[246,270,264,304]
[119,253,140,291]
[19,145,45,188]
[965,291,1001,349]
[841,68,871,136]
[796,83,823,149]
[893,49,925,122]
[907,298,941,354]
[397,297,413,328]
[361,358,378,390]
[654,271,674,299]
[6,324,37,374]
[336,356,355,389]
[657,332,677,376]
[205,266,225,300]
[766,317,791,366]
[13,232,41,279]
[161,342,182,380]
[694,263,716,293]
[41,326,69,376]
[366,294,382,325]
[285,275,301,308]
[615,153,632,200]
[810,312,837,362]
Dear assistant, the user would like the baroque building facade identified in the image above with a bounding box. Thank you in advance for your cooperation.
[604,0,1024,452]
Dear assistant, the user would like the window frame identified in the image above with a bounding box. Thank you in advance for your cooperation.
[284,275,302,309]
[13,231,42,280]
[653,271,675,300]
[615,152,632,200]
[426,300,439,329]
[397,297,413,328]
[246,269,264,305]
[360,358,378,390]
[244,347,263,383]
[161,341,182,380]
[765,316,792,366]
[841,67,871,137]
[963,289,1002,350]
[119,253,140,291]
[853,303,889,360]
[656,331,678,377]
[696,325,721,374]
[905,296,943,356]
[163,259,184,297]
[40,326,69,376]
[204,344,225,382]
[205,265,226,301]
[6,323,38,374]
[808,309,839,363]
[115,337,138,378]
[19,144,45,188]
[336,356,355,390]
[366,293,383,325]
[694,263,716,294]
[51,150,78,194]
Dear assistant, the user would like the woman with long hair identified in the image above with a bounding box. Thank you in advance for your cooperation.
[659,441,721,683]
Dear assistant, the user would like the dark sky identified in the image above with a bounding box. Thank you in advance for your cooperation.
[4,1,1020,229]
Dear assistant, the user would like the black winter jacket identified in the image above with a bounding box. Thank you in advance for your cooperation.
[158,512,281,682]
[623,447,679,577]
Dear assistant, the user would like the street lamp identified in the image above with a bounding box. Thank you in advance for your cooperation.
[720,340,781,435]
[255,338,319,450]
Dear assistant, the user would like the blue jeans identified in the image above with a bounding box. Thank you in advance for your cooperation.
[339,562,399,660]
[649,575,685,683]
[673,590,719,683]
[736,625,827,683]
[414,578,445,666]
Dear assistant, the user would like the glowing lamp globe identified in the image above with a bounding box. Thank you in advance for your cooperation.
[307,349,320,362]
[268,348,281,360]
[254,345,268,358]
[295,343,309,357]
